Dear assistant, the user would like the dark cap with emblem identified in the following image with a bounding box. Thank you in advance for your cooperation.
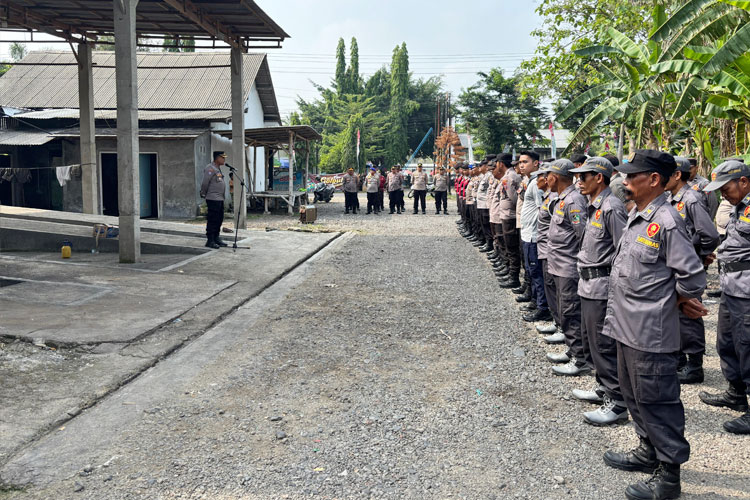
[570,156,614,178]
[617,149,676,177]
[704,160,750,191]
[497,153,513,167]
[673,156,692,173]
[547,158,576,177]
[571,154,588,164]
[213,151,227,160]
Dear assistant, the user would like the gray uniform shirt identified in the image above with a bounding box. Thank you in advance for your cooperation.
[342,173,358,192]
[476,172,491,209]
[537,190,557,260]
[604,193,706,352]
[668,183,720,260]
[547,184,588,278]
[499,169,521,221]
[433,173,448,191]
[200,163,226,201]
[688,175,719,220]
[412,171,428,190]
[520,178,542,242]
[717,192,750,299]
[386,172,403,192]
[577,187,627,300]
[365,173,380,193]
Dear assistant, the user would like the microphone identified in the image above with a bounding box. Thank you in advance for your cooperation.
[225,164,236,171]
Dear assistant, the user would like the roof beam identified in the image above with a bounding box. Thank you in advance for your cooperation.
[160,0,242,50]
[1,0,97,43]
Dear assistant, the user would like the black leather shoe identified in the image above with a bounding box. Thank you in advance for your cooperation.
[603,437,658,473]
[479,245,492,253]
[523,308,552,322]
[495,267,510,277]
[625,462,680,500]
[723,411,750,434]
[499,277,521,289]
[214,236,228,247]
[519,302,537,311]
[205,239,220,249]
[706,288,722,297]
[512,284,527,294]
[699,386,749,412]
[515,292,532,303]
[678,355,704,384]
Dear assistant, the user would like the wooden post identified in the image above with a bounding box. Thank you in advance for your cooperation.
[288,130,295,215]
[231,45,246,230]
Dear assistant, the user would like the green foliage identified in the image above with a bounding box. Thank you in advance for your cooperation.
[458,69,548,155]
[386,43,410,165]
[163,37,196,52]
[9,42,26,61]
[335,38,347,95]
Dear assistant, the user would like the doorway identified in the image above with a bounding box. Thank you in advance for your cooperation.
[100,152,159,218]
[0,154,11,205]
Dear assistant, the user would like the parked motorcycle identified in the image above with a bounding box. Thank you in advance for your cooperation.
[407,183,436,198]
[313,182,335,203]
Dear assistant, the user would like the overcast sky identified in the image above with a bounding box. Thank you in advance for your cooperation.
[0,1,542,119]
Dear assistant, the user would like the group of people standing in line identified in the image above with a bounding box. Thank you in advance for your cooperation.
[455,150,749,500]
[339,163,450,215]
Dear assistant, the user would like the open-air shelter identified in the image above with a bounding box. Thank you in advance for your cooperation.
[217,125,321,215]
[0,0,288,262]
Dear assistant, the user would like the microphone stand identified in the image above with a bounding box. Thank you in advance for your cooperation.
[227,165,251,252]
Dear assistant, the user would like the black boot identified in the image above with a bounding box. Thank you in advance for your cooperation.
[214,235,228,247]
[699,384,749,412]
[625,462,680,500]
[499,274,521,289]
[205,235,220,249]
[515,290,532,303]
[678,354,704,384]
[603,436,658,473]
[724,410,750,434]
[519,302,537,311]
[522,308,552,322]
[512,283,527,294]
[677,352,687,371]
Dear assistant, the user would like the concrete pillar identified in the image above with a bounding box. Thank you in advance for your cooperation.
[231,46,247,230]
[114,0,140,263]
[78,43,99,215]
[288,130,294,215]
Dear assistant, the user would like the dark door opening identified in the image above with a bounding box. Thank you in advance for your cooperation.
[0,154,11,205]
[100,152,158,218]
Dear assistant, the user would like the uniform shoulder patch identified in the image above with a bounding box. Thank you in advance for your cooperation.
[647,223,661,238]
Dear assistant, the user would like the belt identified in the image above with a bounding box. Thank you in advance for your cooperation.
[579,266,611,280]
[719,260,750,273]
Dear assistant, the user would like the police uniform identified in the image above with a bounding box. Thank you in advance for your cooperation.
[688,174,719,220]
[570,158,628,423]
[387,170,404,214]
[488,172,504,261]
[433,171,448,214]
[200,157,227,248]
[699,160,750,434]
[669,158,721,383]
[546,160,589,374]
[365,170,381,214]
[477,160,494,249]
[342,172,359,214]
[497,155,522,280]
[603,151,706,499]
[537,182,560,329]
[412,168,428,213]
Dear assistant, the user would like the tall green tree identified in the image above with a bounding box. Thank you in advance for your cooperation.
[386,43,411,165]
[346,37,363,94]
[458,69,547,155]
[335,38,347,95]
[163,37,195,52]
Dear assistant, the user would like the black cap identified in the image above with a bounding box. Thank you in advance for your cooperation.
[497,153,513,167]
[571,154,587,164]
[619,149,676,178]
[485,154,497,161]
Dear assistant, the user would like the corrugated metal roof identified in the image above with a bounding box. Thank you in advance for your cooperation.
[0,129,56,146]
[10,109,231,121]
[0,51,279,122]
[54,127,206,139]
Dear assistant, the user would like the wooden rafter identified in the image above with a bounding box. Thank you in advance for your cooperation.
[1,0,97,43]
[161,0,242,50]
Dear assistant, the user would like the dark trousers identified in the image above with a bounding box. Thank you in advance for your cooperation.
[541,259,560,326]
[717,293,750,395]
[344,191,358,212]
[434,190,447,212]
[679,310,705,355]
[388,190,403,213]
[471,205,483,240]
[501,219,521,274]
[552,274,585,363]
[400,189,406,211]
[617,342,690,464]
[366,192,379,213]
[479,209,492,245]
[458,196,464,217]
[582,297,622,402]
[491,222,503,256]
[413,189,427,212]
[378,191,385,210]
[206,199,224,240]
[523,242,547,311]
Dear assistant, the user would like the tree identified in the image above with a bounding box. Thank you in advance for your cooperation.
[9,42,27,61]
[458,69,547,155]
[386,43,411,165]
[346,37,363,94]
[335,38,347,95]
[163,37,196,52]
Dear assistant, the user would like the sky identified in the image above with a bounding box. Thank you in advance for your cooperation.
[0,1,543,120]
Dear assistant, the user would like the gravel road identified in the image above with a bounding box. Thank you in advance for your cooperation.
[4,192,748,499]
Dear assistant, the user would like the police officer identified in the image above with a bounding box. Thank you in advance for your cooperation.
[412,163,428,214]
[365,167,381,214]
[545,159,590,376]
[534,165,563,341]
[387,166,403,214]
[477,158,495,252]
[699,160,750,434]
[200,151,228,249]
[342,168,359,214]
[602,150,707,500]
[687,157,720,220]
[495,154,522,289]
[667,157,721,384]
[433,166,449,214]
[569,157,629,424]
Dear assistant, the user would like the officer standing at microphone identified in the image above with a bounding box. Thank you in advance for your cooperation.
[200,151,229,249]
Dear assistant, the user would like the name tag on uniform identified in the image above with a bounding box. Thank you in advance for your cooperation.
[740,216,750,223]
[555,209,564,216]
[636,235,660,249]
[590,221,603,228]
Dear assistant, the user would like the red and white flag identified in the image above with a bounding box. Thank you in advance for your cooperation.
[549,122,557,158]
[356,129,360,159]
